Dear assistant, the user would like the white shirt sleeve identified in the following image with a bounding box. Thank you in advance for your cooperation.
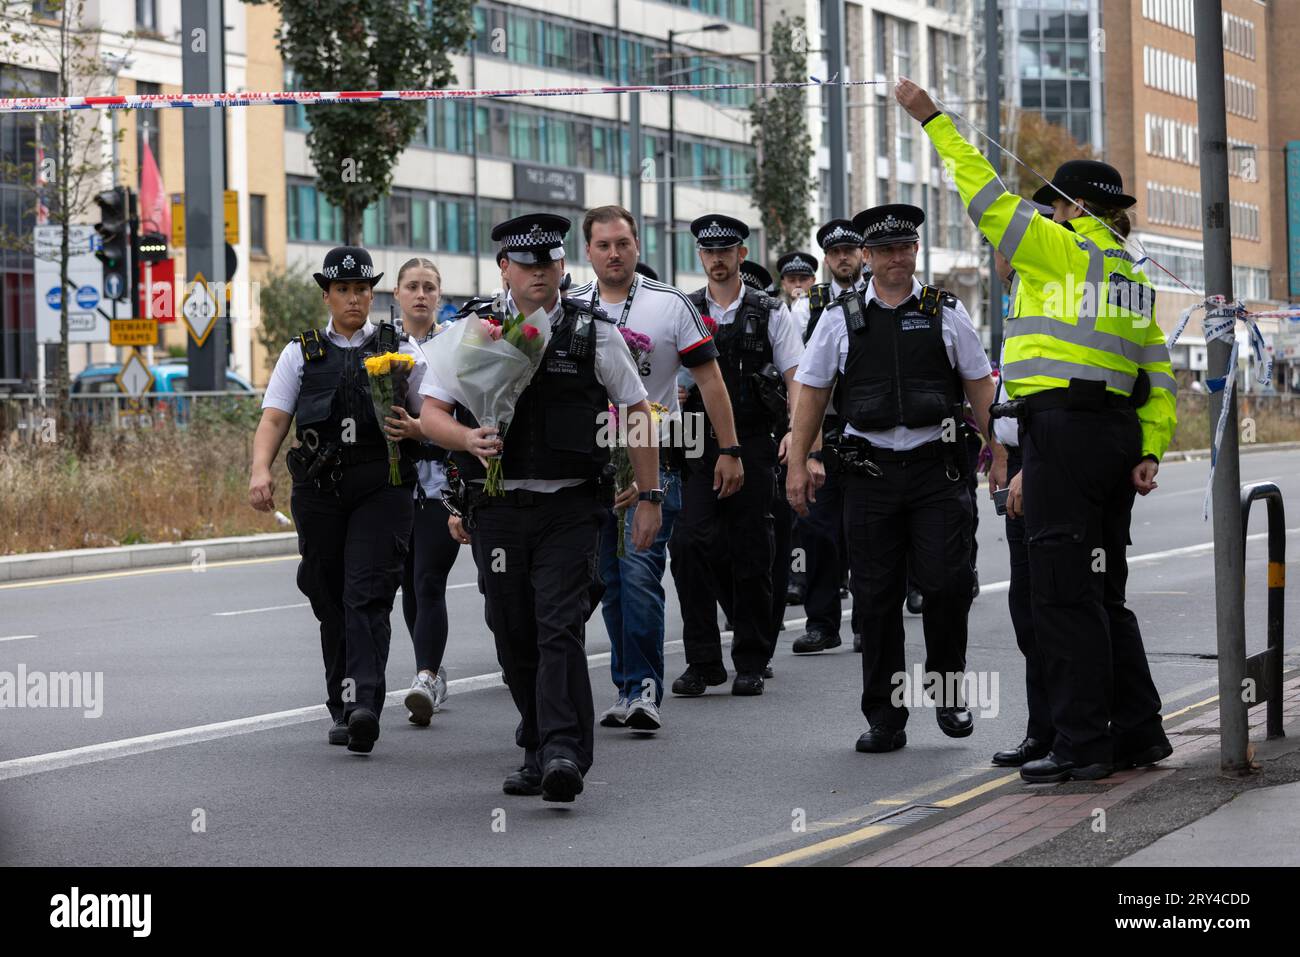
[261,340,305,414]
[794,304,846,388]
[767,303,805,374]
[401,341,429,414]
[596,322,649,407]
[945,299,993,380]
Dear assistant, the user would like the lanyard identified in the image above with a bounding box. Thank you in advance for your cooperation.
[591,274,639,328]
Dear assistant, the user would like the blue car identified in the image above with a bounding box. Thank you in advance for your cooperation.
[72,359,255,395]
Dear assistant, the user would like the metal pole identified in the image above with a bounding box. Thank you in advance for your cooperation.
[922,181,932,285]
[985,0,1002,355]
[667,33,677,284]
[181,0,227,391]
[1195,0,1249,773]
[824,0,847,216]
[656,147,671,282]
[630,92,643,241]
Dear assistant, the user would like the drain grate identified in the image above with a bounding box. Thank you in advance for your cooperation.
[869,804,944,828]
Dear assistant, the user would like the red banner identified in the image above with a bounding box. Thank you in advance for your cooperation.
[140,258,176,323]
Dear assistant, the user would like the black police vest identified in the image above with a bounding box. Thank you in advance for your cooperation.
[842,286,963,433]
[452,299,611,482]
[686,286,776,437]
[294,326,417,466]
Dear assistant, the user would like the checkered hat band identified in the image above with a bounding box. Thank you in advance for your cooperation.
[697,222,742,241]
[323,266,338,278]
[322,264,375,278]
[865,217,916,236]
[503,230,563,247]
[823,226,864,246]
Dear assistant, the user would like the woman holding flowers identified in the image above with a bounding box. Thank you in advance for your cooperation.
[249,245,427,756]
[380,257,463,728]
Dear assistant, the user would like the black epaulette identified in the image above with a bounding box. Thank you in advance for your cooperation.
[562,296,613,323]
[298,328,326,362]
[452,296,499,320]
[807,282,833,313]
[758,294,780,312]
[918,284,958,318]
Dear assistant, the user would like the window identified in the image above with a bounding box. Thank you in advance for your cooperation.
[136,0,157,32]
[250,194,266,254]
[1142,46,1197,101]
[1225,76,1256,119]
[1230,201,1260,241]
[1223,13,1257,60]
[1146,181,1202,232]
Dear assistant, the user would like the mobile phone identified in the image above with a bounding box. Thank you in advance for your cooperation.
[993,487,1010,516]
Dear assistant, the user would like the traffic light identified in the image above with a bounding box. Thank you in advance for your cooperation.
[93,186,130,301]
[138,231,169,264]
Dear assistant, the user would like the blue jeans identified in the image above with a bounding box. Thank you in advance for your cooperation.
[598,469,682,706]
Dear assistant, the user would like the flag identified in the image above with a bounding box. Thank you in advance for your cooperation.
[139,138,170,237]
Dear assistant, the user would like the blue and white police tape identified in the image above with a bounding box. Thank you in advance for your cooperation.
[1167,296,1298,519]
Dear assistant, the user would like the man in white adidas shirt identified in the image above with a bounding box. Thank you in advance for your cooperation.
[569,205,742,735]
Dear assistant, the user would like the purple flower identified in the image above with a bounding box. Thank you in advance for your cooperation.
[618,327,654,356]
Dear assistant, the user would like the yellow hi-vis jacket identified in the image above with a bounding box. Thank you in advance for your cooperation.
[923,112,1177,461]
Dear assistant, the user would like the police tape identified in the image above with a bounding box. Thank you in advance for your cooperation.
[0,78,883,114]
[1168,296,1300,519]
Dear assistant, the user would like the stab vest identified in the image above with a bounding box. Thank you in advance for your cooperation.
[294,324,418,467]
[842,285,964,433]
[686,286,777,438]
[452,298,611,482]
[803,282,834,344]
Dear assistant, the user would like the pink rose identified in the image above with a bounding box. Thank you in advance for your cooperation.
[521,324,540,341]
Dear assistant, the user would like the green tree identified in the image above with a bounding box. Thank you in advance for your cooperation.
[257,265,324,375]
[249,0,475,244]
[749,13,815,261]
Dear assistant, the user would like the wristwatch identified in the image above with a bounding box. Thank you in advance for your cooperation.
[638,489,665,503]
[807,450,824,462]
[718,445,743,457]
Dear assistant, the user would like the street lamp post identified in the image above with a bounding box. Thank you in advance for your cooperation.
[666,23,729,283]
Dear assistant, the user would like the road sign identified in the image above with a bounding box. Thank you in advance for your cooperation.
[110,319,159,347]
[182,272,219,347]
[104,273,124,300]
[170,190,238,245]
[33,224,108,344]
[139,258,177,323]
[115,348,155,398]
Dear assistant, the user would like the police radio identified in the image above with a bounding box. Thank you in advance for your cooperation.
[842,290,867,334]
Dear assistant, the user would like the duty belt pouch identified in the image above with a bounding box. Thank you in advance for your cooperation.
[286,445,310,483]
[1065,377,1107,410]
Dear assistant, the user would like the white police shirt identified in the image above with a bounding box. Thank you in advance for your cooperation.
[262,317,428,417]
[795,276,990,451]
[703,284,804,375]
[418,293,647,494]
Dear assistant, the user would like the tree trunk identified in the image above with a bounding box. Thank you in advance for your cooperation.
[343,201,363,246]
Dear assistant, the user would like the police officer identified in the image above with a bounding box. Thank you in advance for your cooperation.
[787,205,995,753]
[418,214,660,803]
[776,251,819,609]
[790,219,870,656]
[249,245,427,754]
[899,77,1176,781]
[742,257,796,641]
[672,214,804,698]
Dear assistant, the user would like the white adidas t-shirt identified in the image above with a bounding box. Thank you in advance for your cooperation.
[565,275,718,418]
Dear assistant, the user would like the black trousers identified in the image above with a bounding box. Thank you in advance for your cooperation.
[771,465,794,638]
[800,465,846,637]
[1021,404,1167,765]
[402,496,463,674]
[290,460,414,722]
[1004,447,1055,744]
[470,486,604,775]
[680,437,778,674]
[669,468,720,651]
[844,452,973,730]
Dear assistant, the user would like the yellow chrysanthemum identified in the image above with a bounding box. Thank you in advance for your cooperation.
[363,355,391,376]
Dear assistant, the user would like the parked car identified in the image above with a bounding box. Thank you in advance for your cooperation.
[72,360,255,394]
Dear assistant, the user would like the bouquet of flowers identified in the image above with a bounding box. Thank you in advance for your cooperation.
[608,400,667,558]
[425,298,552,495]
[363,351,418,485]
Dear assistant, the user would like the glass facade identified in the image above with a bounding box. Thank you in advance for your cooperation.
[1012,0,1099,148]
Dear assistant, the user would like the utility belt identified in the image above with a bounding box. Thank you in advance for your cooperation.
[990,377,1137,426]
[825,434,966,481]
[445,462,616,529]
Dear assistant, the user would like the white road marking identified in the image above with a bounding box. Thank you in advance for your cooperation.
[213,603,309,617]
[0,635,37,642]
[7,527,1296,782]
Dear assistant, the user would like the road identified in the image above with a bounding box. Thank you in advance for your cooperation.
[1,449,1297,866]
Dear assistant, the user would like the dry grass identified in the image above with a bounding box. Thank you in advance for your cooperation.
[1,401,292,555]
[1171,391,1300,452]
